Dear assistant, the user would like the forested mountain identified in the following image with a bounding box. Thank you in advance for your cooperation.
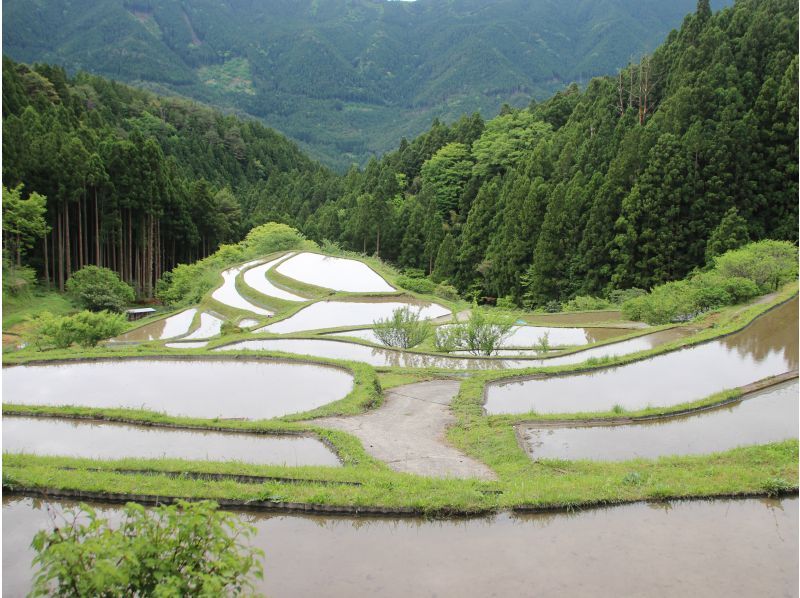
[3,0,728,169]
[2,58,338,296]
[295,0,798,305]
[4,0,796,308]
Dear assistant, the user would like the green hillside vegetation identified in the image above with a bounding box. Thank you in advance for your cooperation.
[3,0,723,168]
[3,0,796,313]
[297,0,798,306]
[2,59,335,297]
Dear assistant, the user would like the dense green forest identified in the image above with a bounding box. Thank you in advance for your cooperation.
[4,0,797,307]
[2,58,337,296]
[298,0,798,305]
[3,0,725,168]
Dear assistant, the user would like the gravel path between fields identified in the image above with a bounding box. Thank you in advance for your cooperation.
[315,380,497,480]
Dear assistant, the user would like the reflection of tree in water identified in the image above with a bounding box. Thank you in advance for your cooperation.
[721,299,798,369]
[370,344,521,370]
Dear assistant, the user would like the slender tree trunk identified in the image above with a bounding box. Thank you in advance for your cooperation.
[94,188,101,267]
[127,210,133,285]
[50,228,56,288]
[43,232,50,288]
[77,196,84,269]
[65,202,72,279]
[57,210,64,291]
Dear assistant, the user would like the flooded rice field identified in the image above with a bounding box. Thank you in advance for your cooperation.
[242,253,306,301]
[182,312,223,340]
[112,308,197,342]
[2,360,353,420]
[275,252,395,293]
[211,260,273,316]
[258,300,450,334]
[486,298,798,415]
[216,338,536,368]
[2,416,341,466]
[503,325,629,346]
[518,379,799,461]
[328,325,630,348]
[219,327,695,370]
[3,495,796,597]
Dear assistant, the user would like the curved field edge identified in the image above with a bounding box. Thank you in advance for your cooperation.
[1,286,797,513]
[3,441,797,514]
[472,284,798,398]
[2,354,381,422]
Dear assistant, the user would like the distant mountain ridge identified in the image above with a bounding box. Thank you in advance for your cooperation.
[4,0,730,168]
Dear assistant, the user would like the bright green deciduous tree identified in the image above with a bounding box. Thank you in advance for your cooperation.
[2,184,49,266]
[65,265,135,312]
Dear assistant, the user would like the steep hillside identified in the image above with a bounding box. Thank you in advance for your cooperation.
[2,58,338,296]
[295,0,798,304]
[3,0,727,168]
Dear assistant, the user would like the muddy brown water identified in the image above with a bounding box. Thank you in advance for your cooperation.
[112,308,197,342]
[3,496,797,597]
[2,360,353,420]
[519,379,799,461]
[486,298,798,415]
[2,416,340,466]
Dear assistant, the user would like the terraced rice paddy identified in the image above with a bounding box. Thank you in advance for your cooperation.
[3,359,354,420]
[275,252,395,293]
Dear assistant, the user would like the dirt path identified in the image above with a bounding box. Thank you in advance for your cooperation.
[315,380,497,480]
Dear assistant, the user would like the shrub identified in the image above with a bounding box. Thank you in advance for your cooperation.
[433,283,459,301]
[608,288,646,305]
[562,295,611,311]
[713,240,798,292]
[31,500,263,596]
[63,310,128,347]
[2,261,37,297]
[621,280,698,325]
[496,295,517,310]
[373,306,432,349]
[24,310,126,349]
[689,271,759,311]
[622,241,794,324]
[452,307,515,356]
[66,266,134,312]
[544,300,561,313]
[433,320,464,352]
[24,311,72,350]
[241,222,311,257]
[534,331,550,353]
[396,275,436,295]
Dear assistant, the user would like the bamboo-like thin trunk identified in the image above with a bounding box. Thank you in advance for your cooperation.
[65,202,72,279]
[57,210,64,291]
[94,188,101,267]
[77,197,84,269]
[43,231,50,288]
